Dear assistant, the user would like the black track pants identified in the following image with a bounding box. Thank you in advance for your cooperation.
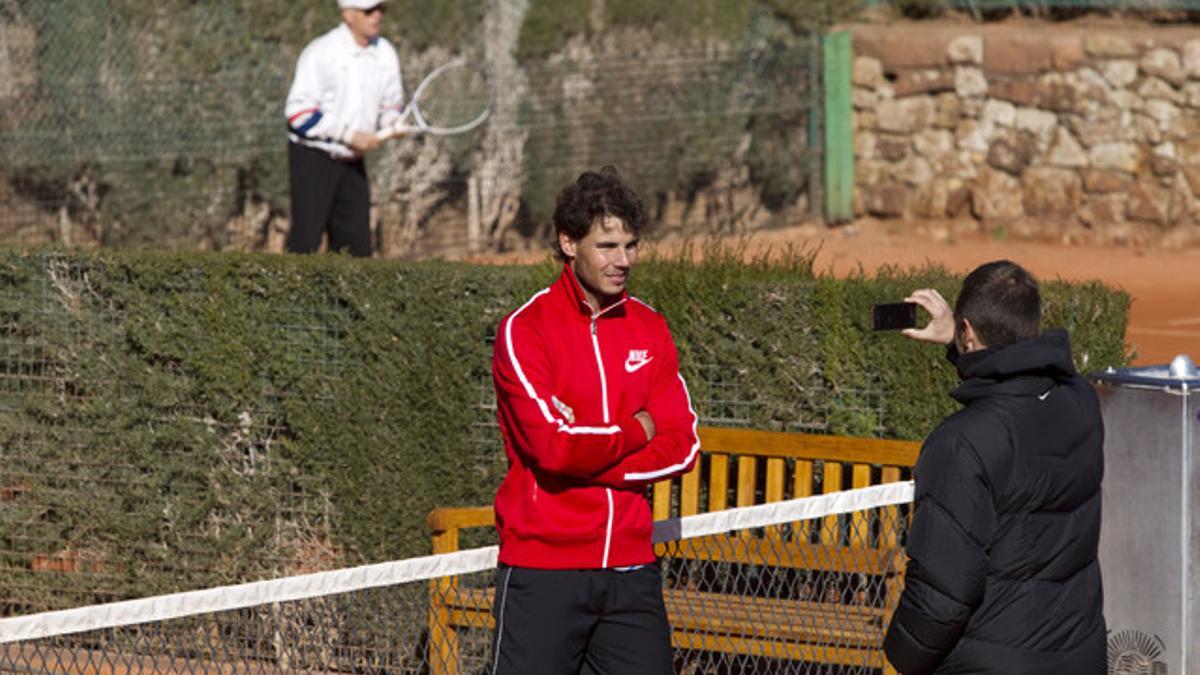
[285,141,372,257]
[489,564,673,675]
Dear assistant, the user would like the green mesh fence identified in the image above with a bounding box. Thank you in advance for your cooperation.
[0,1,824,255]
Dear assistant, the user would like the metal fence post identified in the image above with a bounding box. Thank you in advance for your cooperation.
[822,30,854,225]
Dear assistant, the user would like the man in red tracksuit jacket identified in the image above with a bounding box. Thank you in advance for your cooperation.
[489,166,700,675]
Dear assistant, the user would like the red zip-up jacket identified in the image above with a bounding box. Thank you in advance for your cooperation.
[492,265,701,569]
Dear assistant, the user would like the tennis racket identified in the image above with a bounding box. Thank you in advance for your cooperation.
[377,58,493,139]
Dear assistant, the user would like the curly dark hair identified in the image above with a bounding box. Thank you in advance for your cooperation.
[552,166,647,261]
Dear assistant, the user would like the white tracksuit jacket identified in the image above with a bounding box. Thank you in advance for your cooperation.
[285,23,403,160]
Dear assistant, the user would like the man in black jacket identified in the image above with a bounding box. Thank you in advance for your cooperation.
[883,260,1106,674]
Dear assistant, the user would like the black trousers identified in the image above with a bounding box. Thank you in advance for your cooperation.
[489,564,673,675]
[286,141,372,257]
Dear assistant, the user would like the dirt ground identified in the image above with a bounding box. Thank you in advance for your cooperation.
[790,221,1199,367]
[468,219,1200,367]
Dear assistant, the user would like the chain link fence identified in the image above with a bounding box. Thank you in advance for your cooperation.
[0,485,912,674]
[0,1,824,257]
[0,255,360,613]
[0,250,902,619]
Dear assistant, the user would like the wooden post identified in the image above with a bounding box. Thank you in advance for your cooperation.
[821,461,844,545]
[680,463,700,516]
[708,455,729,513]
[653,479,672,521]
[467,174,482,255]
[822,30,854,224]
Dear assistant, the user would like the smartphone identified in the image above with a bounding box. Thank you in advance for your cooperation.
[872,302,918,331]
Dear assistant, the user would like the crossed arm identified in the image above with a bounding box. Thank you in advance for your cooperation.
[492,318,699,487]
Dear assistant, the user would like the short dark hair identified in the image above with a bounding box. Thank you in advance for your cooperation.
[955,260,1041,348]
[552,166,646,261]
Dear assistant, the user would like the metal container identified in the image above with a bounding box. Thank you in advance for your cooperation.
[1091,355,1200,674]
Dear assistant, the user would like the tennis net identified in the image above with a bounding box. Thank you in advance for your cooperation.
[0,481,912,674]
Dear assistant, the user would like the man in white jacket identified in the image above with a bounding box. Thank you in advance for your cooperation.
[284,0,403,257]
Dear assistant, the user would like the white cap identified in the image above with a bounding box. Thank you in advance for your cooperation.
[338,0,386,9]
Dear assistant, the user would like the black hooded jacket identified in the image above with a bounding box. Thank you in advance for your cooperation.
[883,330,1106,674]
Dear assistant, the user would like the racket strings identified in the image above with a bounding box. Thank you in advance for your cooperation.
[413,66,492,133]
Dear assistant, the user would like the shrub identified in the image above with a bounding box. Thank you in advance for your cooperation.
[0,247,1129,609]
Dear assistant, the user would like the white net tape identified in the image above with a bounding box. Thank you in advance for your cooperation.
[0,481,912,645]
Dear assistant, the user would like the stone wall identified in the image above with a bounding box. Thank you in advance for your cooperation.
[848,22,1200,246]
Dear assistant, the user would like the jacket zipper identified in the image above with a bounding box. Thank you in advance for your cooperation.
[591,314,615,568]
[589,317,610,422]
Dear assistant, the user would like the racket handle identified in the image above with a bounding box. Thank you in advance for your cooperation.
[377,124,415,141]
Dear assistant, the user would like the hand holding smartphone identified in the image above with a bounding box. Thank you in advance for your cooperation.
[872,302,918,331]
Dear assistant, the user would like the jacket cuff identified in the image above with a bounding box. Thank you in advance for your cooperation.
[618,415,649,454]
[883,619,943,675]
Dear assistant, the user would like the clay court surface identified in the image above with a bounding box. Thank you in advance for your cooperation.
[472,220,1199,367]
[798,223,1199,367]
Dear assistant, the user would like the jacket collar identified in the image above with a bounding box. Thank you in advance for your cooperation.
[553,263,628,321]
[335,23,379,51]
[951,329,1078,403]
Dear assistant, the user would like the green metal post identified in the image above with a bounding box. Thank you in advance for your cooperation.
[822,30,854,224]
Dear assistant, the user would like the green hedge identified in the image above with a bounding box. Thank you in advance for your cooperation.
[0,247,1128,609]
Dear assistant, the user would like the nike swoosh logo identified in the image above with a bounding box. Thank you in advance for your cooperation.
[624,357,654,373]
[1038,390,1051,401]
